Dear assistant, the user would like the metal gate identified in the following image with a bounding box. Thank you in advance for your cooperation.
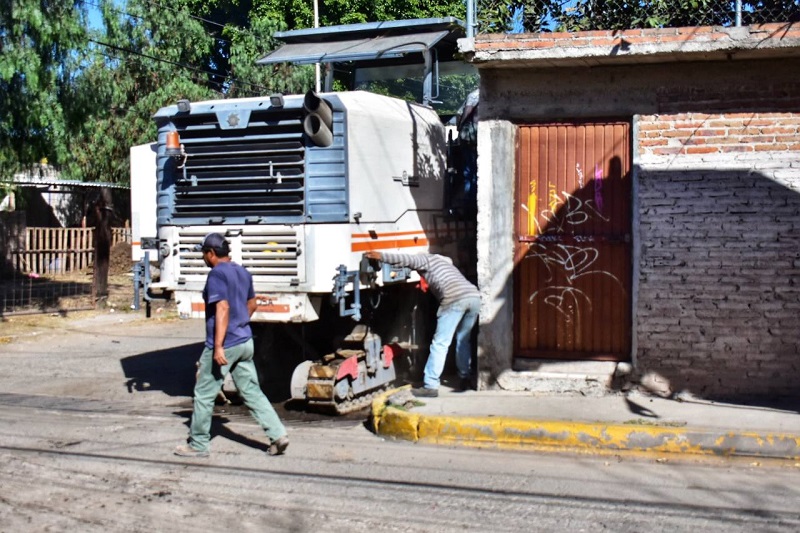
[515,121,631,361]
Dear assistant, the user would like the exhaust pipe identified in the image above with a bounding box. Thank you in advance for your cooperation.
[303,113,333,147]
[303,91,333,147]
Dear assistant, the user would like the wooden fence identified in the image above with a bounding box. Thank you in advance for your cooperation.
[11,227,131,275]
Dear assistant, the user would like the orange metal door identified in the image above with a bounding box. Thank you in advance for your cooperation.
[515,122,631,361]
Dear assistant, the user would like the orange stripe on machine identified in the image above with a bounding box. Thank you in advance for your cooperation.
[192,301,290,313]
[256,303,290,313]
[351,237,428,252]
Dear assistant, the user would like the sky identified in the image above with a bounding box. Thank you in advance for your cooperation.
[88,3,103,30]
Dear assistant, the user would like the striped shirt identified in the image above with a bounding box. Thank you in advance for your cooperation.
[380,252,479,308]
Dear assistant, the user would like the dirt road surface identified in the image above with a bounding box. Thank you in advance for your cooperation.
[2,311,799,532]
[0,312,391,531]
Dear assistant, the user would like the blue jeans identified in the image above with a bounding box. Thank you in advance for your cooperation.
[424,296,480,389]
[189,338,286,452]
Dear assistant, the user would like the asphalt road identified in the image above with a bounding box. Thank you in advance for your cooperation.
[0,312,798,532]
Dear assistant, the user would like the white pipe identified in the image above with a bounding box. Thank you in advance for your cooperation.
[466,0,475,38]
[314,0,321,92]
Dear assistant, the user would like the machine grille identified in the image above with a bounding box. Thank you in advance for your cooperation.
[177,227,302,282]
[172,109,306,220]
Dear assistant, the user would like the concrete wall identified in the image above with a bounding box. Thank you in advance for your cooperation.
[475,120,516,389]
[476,57,800,398]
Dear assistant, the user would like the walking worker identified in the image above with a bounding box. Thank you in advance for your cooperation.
[364,250,480,397]
[175,232,289,458]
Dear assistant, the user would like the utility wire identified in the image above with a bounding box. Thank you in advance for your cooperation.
[88,38,271,96]
[84,0,255,50]
[95,48,230,95]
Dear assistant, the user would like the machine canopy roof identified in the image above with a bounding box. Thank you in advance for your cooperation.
[257,17,465,66]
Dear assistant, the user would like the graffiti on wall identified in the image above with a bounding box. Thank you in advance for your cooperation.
[524,162,623,323]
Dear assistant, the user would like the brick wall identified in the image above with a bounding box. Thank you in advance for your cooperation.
[472,27,800,397]
[640,112,800,157]
[637,112,800,398]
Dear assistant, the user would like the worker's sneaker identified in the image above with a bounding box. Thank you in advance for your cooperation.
[411,387,439,398]
[174,444,209,458]
[268,435,289,456]
[456,376,474,392]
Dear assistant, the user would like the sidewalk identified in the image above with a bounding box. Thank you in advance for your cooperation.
[370,385,800,460]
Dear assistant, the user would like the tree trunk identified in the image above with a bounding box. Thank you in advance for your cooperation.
[93,188,112,300]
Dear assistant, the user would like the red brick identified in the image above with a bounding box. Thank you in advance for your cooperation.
[755,112,796,119]
[695,129,728,137]
[720,145,754,153]
[755,144,790,151]
[652,147,683,155]
[662,130,692,138]
[684,138,708,145]
[707,120,747,128]
[589,38,621,47]
[639,139,669,147]
[575,30,617,38]
[674,121,709,130]
[688,26,715,34]
[761,127,796,135]
[657,34,698,43]
[685,146,718,154]
[750,22,794,32]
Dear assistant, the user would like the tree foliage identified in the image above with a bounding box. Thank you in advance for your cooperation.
[0,1,88,176]
[5,0,795,186]
[1,0,467,185]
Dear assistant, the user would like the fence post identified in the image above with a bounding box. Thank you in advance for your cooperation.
[735,0,742,26]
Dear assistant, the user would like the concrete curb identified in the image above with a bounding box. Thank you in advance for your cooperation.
[370,386,800,460]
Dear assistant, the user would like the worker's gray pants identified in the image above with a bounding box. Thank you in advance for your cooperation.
[188,339,286,452]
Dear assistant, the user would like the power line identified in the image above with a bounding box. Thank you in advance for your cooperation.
[83,0,280,97]
[84,0,250,50]
[95,47,229,95]
[88,38,270,96]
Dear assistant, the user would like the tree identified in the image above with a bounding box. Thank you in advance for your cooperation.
[225,16,315,99]
[62,0,220,184]
[257,0,466,30]
[0,1,88,177]
[69,0,469,184]
[478,1,557,33]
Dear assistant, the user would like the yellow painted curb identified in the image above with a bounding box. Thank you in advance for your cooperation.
[370,385,412,434]
[372,391,800,459]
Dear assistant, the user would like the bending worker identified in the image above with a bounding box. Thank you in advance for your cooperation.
[175,232,289,458]
[364,250,480,397]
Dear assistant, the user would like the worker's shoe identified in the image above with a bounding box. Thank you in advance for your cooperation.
[174,444,209,458]
[456,376,474,392]
[268,435,289,456]
[411,387,439,398]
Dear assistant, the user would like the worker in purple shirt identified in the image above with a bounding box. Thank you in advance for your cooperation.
[175,232,288,458]
[365,250,480,397]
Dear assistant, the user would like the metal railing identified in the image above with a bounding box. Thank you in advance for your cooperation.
[467,1,800,36]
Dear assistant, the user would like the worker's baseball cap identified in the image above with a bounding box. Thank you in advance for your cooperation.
[194,232,227,252]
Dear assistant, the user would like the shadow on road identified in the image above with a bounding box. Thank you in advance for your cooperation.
[120,342,202,398]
